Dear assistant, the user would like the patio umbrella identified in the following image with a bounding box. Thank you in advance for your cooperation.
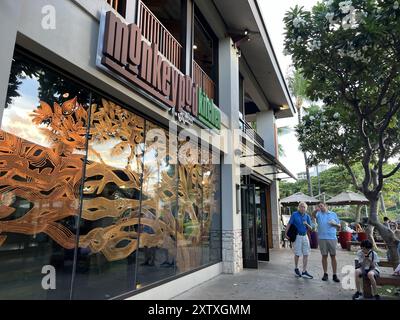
[280,192,320,206]
[326,191,369,205]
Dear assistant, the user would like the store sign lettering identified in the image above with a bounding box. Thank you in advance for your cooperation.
[198,88,220,129]
[98,11,220,130]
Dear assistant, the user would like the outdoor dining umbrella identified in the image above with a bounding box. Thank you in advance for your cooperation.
[280,192,320,206]
[326,191,370,246]
[326,191,369,205]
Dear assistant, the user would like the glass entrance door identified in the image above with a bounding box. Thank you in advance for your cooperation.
[256,187,269,261]
[241,184,258,268]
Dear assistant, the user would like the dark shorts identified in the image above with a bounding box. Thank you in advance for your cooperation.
[357,268,380,279]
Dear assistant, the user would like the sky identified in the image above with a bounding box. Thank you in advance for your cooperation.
[258,0,319,176]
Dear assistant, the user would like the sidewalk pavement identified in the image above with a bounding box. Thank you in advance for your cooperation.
[173,248,358,300]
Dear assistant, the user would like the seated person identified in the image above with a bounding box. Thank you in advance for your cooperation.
[352,240,381,300]
[383,217,391,229]
[342,222,356,233]
[354,223,363,233]
[393,263,400,276]
[394,242,400,276]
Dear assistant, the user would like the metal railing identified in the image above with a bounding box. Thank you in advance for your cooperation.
[240,119,265,147]
[138,1,182,70]
[193,61,216,102]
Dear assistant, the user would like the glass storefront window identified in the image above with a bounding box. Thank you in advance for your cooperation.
[0,50,221,299]
[201,151,221,265]
[176,140,203,273]
[0,52,90,299]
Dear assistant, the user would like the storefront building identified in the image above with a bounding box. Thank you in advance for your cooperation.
[0,0,294,299]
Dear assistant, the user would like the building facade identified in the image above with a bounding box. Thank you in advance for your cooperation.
[0,0,294,299]
[297,164,329,180]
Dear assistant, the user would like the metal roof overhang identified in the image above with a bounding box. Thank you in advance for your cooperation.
[212,0,295,118]
[254,143,297,180]
[240,136,297,182]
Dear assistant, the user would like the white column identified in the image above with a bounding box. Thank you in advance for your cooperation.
[256,111,282,247]
[0,0,22,124]
[183,0,193,75]
[125,0,137,24]
[256,110,276,157]
[219,37,242,274]
[270,180,281,248]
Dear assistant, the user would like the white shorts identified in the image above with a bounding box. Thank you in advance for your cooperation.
[294,234,311,256]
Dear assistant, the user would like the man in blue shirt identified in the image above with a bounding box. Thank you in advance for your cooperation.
[313,202,341,282]
[285,202,314,279]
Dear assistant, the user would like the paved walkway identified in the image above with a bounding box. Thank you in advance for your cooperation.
[173,248,359,300]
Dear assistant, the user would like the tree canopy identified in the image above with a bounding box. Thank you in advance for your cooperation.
[283,0,400,261]
[284,0,400,202]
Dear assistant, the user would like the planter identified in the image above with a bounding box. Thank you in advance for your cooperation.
[309,231,319,249]
[357,232,368,242]
[339,231,352,249]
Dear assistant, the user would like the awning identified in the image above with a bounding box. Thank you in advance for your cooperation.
[256,144,297,180]
[240,139,297,181]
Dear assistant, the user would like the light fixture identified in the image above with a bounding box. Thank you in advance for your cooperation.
[193,44,198,50]
[236,184,241,214]
[227,29,258,49]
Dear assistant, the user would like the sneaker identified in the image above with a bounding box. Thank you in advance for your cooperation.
[302,271,314,279]
[322,273,328,281]
[352,291,363,300]
[332,274,340,283]
[294,268,302,277]
[374,294,381,300]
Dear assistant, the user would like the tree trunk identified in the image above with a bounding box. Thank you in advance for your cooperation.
[368,198,399,268]
[297,109,313,196]
[355,205,361,223]
[304,157,313,196]
[379,193,386,214]
[365,224,377,251]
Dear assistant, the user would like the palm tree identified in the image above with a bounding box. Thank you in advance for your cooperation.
[288,68,313,196]
[277,126,292,157]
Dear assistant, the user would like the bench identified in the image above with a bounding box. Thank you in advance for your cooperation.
[346,241,387,251]
[379,259,395,269]
[362,260,400,298]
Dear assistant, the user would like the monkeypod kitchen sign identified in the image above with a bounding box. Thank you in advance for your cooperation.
[97,11,220,130]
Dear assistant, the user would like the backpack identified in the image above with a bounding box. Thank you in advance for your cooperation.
[287,223,298,243]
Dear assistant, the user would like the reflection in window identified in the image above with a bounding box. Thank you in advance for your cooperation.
[0,52,90,299]
[176,141,202,273]
[201,151,221,265]
[193,9,217,83]
[136,122,177,288]
[72,96,145,299]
